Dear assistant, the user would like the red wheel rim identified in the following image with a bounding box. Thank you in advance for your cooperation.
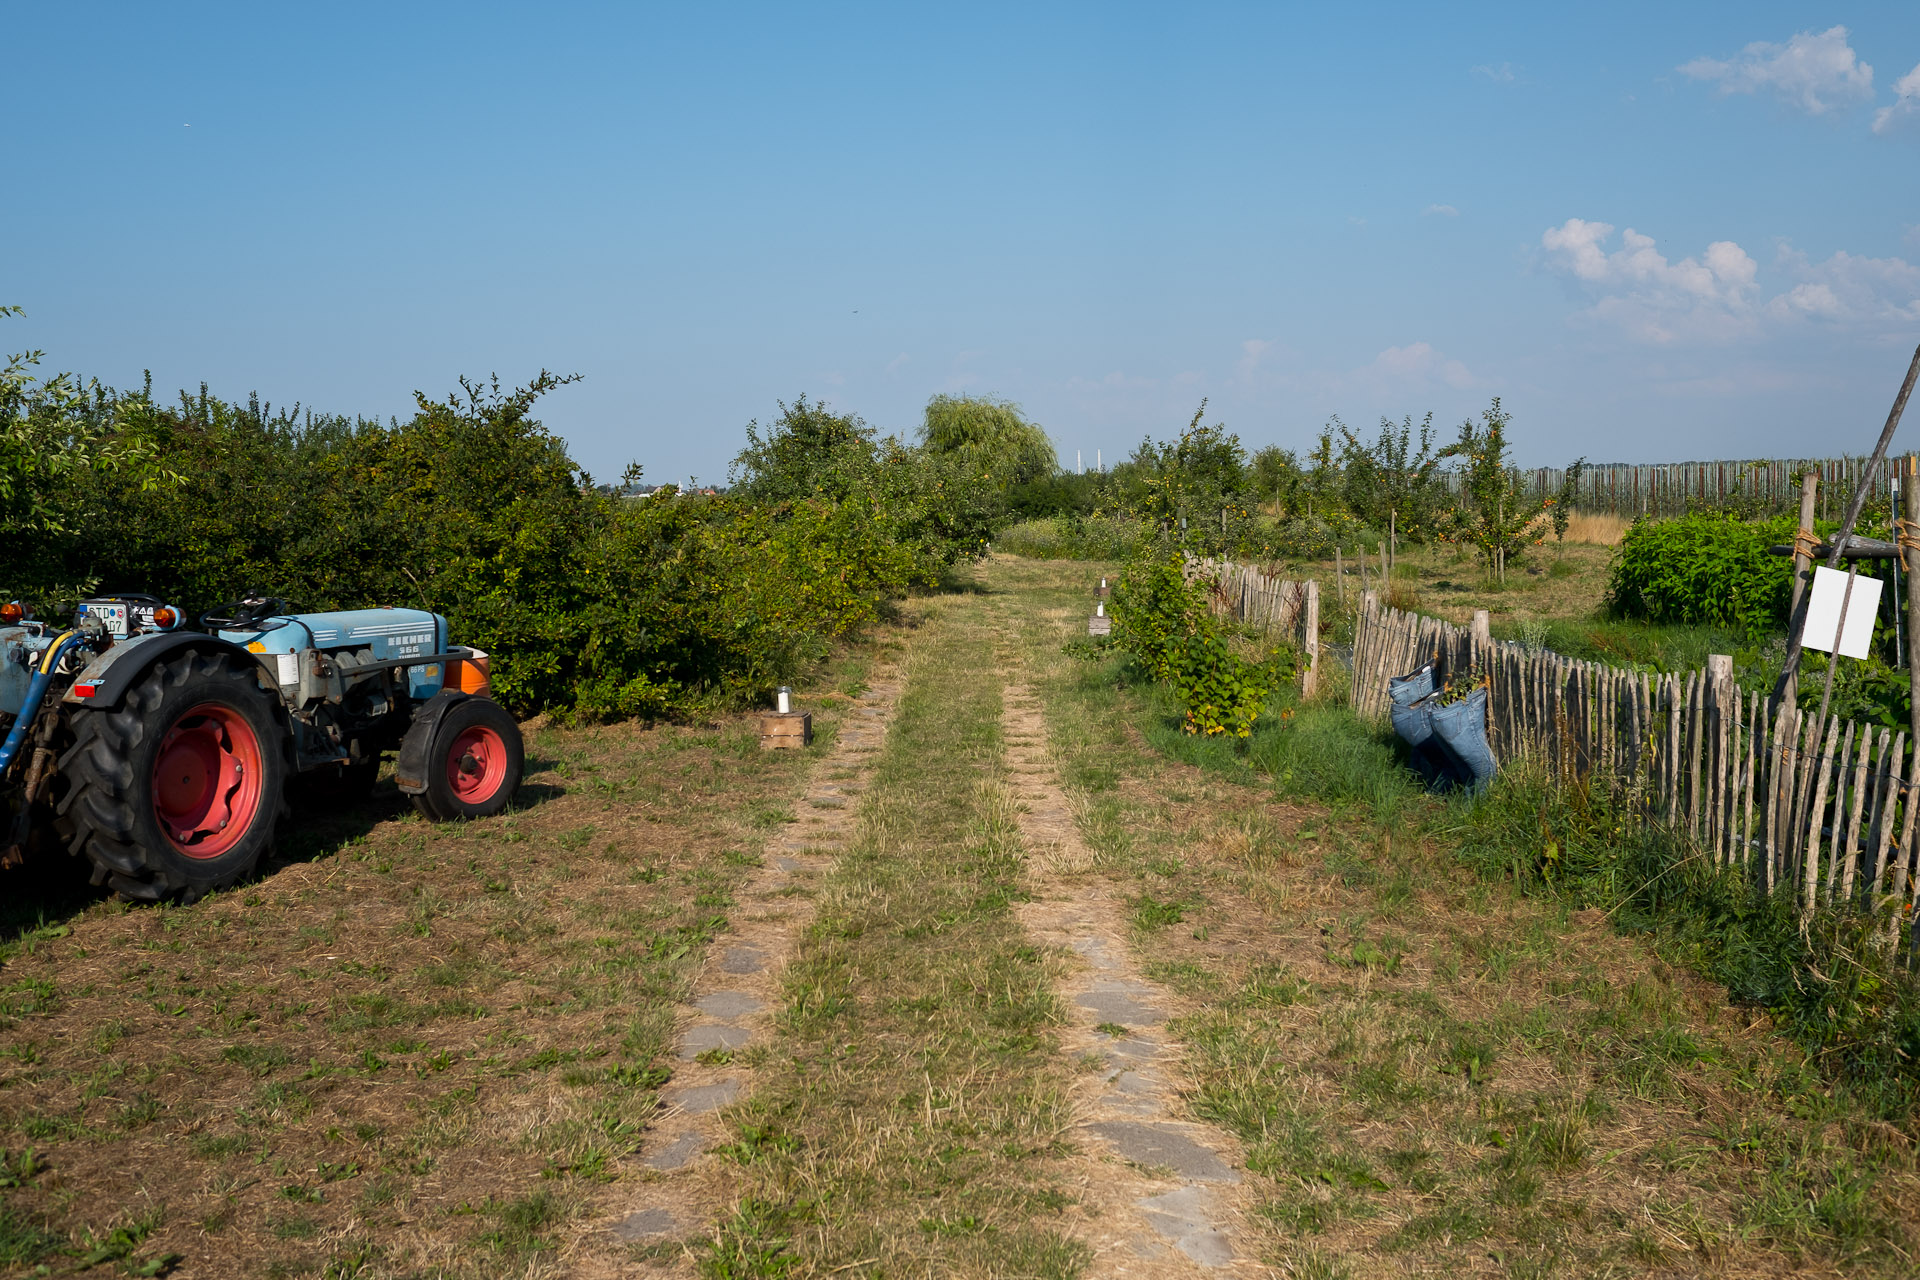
[152,703,265,859]
[445,725,509,805]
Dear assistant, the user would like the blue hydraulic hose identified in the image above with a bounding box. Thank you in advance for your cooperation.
[0,631,89,777]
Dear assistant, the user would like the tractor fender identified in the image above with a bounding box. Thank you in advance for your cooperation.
[61,632,260,709]
[394,689,471,795]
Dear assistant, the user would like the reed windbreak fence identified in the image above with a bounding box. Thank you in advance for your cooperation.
[1352,596,1920,961]
[1486,453,1920,519]
[1186,556,1321,698]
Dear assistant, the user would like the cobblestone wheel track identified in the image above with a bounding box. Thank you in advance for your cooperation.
[573,668,905,1270]
[996,618,1260,1277]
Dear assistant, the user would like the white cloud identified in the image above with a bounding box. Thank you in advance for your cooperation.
[1472,62,1516,83]
[1680,26,1873,115]
[1874,60,1920,135]
[1540,218,1920,344]
[884,352,910,373]
[1768,246,1920,324]
[1366,342,1474,391]
[1423,203,1460,217]
[1236,339,1272,380]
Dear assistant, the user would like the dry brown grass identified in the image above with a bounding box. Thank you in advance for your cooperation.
[1562,510,1631,545]
[0,649,889,1277]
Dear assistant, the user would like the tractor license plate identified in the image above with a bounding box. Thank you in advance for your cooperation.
[80,602,129,637]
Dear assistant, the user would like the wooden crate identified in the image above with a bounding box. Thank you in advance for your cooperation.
[759,710,813,750]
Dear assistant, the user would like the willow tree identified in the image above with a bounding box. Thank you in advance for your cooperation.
[919,394,1056,489]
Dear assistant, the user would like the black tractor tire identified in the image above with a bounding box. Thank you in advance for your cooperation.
[56,651,291,902]
[410,697,523,822]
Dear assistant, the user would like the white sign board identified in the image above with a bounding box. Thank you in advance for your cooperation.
[1802,566,1885,660]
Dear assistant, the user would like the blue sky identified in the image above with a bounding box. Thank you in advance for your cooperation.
[5,3,1919,480]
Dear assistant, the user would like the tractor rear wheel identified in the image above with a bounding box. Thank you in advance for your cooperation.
[410,697,522,821]
[57,651,290,902]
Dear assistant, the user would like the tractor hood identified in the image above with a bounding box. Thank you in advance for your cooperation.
[218,608,449,661]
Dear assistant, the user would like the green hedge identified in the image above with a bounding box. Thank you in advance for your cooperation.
[1605,511,1798,631]
[5,376,959,719]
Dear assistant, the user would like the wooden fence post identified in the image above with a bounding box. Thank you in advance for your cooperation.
[1301,579,1320,700]
[1470,610,1491,648]
[1335,546,1345,608]
[1709,654,1734,863]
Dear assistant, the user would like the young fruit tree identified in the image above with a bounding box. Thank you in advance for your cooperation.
[1438,398,1573,583]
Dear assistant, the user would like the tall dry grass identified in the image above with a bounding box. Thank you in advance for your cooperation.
[1562,511,1630,545]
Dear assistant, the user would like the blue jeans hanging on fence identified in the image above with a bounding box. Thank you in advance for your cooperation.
[1387,665,1453,788]
[1427,686,1496,792]
[1387,665,1496,792]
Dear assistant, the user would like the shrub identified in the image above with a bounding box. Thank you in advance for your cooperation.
[1004,471,1103,521]
[564,491,918,719]
[1269,517,1334,559]
[1605,511,1798,631]
[1110,553,1289,737]
[728,396,996,570]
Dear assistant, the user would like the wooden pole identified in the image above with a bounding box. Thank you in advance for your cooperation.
[1779,472,1820,709]
[1335,545,1345,608]
[1301,579,1320,700]
[1904,456,1920,755]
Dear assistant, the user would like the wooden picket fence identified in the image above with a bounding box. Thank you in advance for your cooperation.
[1352,596,1920,960]
[1185,556,1321,697]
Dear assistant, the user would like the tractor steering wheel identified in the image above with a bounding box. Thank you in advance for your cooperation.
[201,596,292,631]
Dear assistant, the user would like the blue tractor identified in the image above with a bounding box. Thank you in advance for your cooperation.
[1,594,524,900]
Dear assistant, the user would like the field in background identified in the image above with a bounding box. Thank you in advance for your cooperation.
[1559,511,1630,546]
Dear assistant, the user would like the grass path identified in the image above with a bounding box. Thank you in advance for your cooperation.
[992,555,1920,1278]
[690,595,1086,1277]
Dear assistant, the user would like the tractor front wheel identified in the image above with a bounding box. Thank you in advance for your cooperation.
[410,697,523,822]
[57,652,290,901]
